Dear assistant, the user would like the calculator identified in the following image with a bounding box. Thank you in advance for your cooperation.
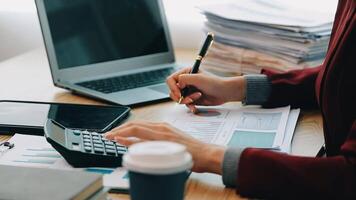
[44,119,127,168]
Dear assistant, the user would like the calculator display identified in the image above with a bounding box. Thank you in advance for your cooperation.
[48,121,66,144]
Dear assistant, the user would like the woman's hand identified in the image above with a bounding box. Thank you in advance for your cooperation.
[166,67,246,113]
[105,121,226,174]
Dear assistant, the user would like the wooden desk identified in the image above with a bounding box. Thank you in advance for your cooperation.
[0,48,324,200]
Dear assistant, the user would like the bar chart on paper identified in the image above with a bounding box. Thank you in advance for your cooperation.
[227,112,282,148]
[12,147,61,165]
[228,130,275,148]
[237,112,282,130]
[172,120,224,143]
[0,135,62,167]
[167,107,232,143]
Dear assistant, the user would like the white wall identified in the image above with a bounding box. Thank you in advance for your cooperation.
[0,1,41,61]
[0,0,338,61]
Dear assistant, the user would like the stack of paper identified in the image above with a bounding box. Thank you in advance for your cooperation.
[199,0,334,75]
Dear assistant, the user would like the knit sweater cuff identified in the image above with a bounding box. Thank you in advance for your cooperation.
[244,75,271,105]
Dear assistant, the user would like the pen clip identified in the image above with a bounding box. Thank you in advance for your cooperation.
[196,55,203,61]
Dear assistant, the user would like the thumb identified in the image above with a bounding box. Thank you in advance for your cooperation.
[178,74,206,89]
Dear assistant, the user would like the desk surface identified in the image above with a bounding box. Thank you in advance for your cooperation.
[0,48,324,200]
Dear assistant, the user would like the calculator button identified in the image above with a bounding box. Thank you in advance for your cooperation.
[92,136,100,141]
[105,143,115,147]
[84,146,92,152]
[83,135,91,139]
[83,138,91,143]
[91,132,99,136]
[116,146,127,152]
[105,149,117,155]
[84,142,92,147]
[94,148,104,153]
[82,131,90,135]
[73,130,81,136]
[117,150,126,154]
[92,140,102,144]
[105,145,115,150]
[93,143,104,148]
[104,141,115,145]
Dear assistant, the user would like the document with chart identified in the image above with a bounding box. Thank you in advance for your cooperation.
[0,134,129,191]
[165,105,299,153]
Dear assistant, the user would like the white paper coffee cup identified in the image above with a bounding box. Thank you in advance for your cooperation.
[123,141,193,175]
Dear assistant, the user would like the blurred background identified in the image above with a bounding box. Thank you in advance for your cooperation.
[0,0,337,62]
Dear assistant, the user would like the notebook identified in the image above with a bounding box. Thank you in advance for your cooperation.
[0,165,104,200]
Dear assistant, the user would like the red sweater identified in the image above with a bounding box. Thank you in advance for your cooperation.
[236,1,356,199]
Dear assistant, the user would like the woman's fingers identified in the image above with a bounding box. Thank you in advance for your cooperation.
[105,121,176,141]
[179,92,202,104]
[186,103,198,114]
[166,76,181,98]
[170,92,180,102]
[106,122,139,137]
[114,136,146,146]
[166,67,192,98]
[106,125,160,141]
[178,74,205,89]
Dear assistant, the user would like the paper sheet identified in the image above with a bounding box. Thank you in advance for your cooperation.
[0,134,129,190]
[199,0,334,28]
[163,105,296,152]
[280,109,300,153]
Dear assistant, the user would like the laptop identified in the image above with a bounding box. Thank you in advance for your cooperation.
[35,0,179,106]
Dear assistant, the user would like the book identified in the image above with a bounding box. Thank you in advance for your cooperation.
[0,165,104,200]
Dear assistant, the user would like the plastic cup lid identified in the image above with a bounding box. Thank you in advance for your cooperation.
[123,141,193,175]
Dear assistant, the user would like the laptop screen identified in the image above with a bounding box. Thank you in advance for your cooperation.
[43,0,169,69]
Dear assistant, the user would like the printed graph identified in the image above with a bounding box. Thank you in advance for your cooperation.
[237,112,282,130]
[228,130,276,148]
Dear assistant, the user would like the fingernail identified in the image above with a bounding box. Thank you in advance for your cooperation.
[188,98,194,103]
[178,96,184,104]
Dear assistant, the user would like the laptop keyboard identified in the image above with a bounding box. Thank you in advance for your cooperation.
[77,68,174,94]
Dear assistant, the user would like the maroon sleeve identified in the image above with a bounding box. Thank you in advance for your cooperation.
[261,66,321,109]
[235,121,356,199]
